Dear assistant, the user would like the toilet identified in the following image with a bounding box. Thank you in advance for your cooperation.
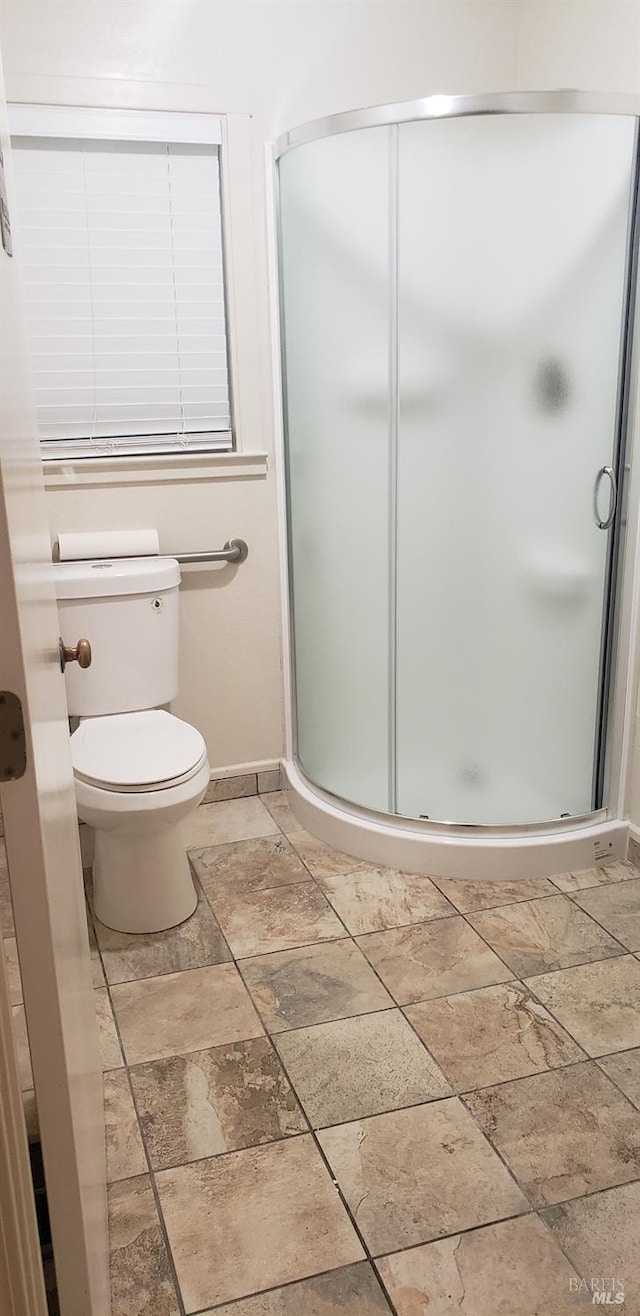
[54,556,210,934]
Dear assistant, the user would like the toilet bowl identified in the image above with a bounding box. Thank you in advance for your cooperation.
[54,555,210,934]
[72,710,209,933]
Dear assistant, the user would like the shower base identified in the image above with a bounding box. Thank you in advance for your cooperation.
[283,759,628,882]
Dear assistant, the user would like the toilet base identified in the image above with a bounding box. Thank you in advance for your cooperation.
[93,825,198,934]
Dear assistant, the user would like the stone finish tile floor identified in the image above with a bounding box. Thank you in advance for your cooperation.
[82,792,640,1314]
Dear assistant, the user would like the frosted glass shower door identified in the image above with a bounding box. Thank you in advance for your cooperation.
[279,128,392,809]
[396,114,637,824]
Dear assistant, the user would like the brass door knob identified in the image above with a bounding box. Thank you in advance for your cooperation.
[59,637,92,672]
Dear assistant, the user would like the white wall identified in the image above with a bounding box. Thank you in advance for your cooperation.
[515,0,640,94]
[0,0,519,774]
[2,0,638,809]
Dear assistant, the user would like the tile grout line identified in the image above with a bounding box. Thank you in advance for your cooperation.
[455,894,640,1093]
[124,851,401,1315]
[561,884,638,956]
[260,1037,401,1316]
[521,975,640,1116]
[86,818,640,1312]
[533,1196,615,1292]
[178,804,404,1312]
[185,1261,395,1316]
[591,1053,640,1113]
[454,895,632,992]
[181,1181,640,1316]
[234,978,401,1037]
[281,839,639,997]
[223,856,629,1310]
[465,891,630,958]
[99,1043,640,1183]
[203,837,627,1108]
[87,898,188,1316]
[256,866,640,1225]
[96,872,235,987]
[458,1054,640,1213]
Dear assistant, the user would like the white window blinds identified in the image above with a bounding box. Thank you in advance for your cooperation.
[10,124,232,459]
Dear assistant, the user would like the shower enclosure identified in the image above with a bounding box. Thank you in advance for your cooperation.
[275,92,640,879]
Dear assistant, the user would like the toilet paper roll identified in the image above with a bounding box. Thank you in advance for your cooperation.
[56,529,160,561]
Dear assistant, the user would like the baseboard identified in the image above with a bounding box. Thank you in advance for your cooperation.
[627,823,640,866]
[202,763,282,804]
[209,760,281,779]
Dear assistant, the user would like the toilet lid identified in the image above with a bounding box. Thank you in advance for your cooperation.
[72,710,207,789]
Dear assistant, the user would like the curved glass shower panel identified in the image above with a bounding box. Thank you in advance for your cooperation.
[279,101,638,828]
[395,113,636,824]
[279,127,392,810]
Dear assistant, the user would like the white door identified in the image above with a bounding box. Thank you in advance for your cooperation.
[0,53,109,1316]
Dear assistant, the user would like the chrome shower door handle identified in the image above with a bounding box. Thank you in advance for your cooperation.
[594,466,617,530]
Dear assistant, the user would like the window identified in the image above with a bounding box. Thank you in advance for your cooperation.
[9,107,233,459]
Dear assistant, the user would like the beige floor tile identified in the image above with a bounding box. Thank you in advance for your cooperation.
[376,1213,580,1315]
[202,1262,391,1315]
[468,894,622,977]
[86,906,106,988]
[130,1037,306,1169]
[550,860,638,894]
[94,987,124,1071]
[597,1047,640,1109]
[239,939,393,1032]
[275,1009,451,1127]
[3,936,22,1005]
[12,1004,33,1089]
[212,882,345,958]
[191,835,307,900]
[104,1070,146,1183]
[525,955,640,1056]
[111,962,263,1065]
[109,1174,179,1316]
[542,1182,640,1311]
[95,890,230,984]
[357,916,512,1005]
[572,877,640,951]
[431,875,555,913]
[318,1098,527,1256]
[406,981,583,1091]
[317,870,454,935]
[262,791,303,838]
[155,1134,364,1311]
[203,773,257,804]
[288,829,374,879]
[0,841,15,937]
[465,1062,640,1207]
[182,797,278,849]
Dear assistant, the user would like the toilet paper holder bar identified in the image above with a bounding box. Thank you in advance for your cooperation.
[174,537,248,565]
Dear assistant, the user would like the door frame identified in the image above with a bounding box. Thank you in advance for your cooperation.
[0,939,47,1316]
[0,48,109,1313]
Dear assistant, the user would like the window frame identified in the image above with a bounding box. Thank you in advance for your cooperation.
[8,103,237,462]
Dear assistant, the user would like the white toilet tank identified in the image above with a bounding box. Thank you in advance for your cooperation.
[53,557,181,716]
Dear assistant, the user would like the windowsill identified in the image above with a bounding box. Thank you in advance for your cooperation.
[43,449,269,489]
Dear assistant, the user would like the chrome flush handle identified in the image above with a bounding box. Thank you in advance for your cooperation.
[593,466,617,530]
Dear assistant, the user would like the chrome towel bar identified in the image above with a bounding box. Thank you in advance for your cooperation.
[174,537,248,565]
